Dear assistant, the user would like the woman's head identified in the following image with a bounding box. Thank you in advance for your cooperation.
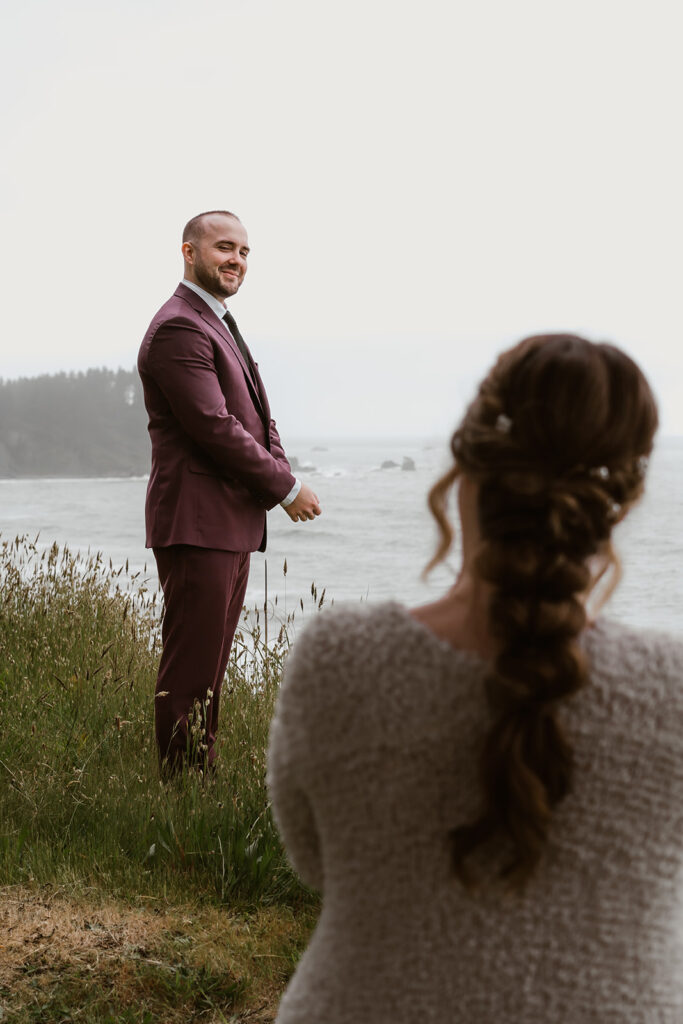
[430,334,658,576]
[429,335,658,888]
[457,333,656,532]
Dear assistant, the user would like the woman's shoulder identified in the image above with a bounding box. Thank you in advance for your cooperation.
[278,600,487,723]
[273,603,409,744]
[587,617,683,674]
[281,601,414,682]
[290,599,407,641]
[285,600,486,671]
[584,617,683,713]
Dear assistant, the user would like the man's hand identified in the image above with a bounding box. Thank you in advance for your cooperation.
[284,484,321,522]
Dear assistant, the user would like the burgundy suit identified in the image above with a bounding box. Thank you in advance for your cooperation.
[138,283,295,769]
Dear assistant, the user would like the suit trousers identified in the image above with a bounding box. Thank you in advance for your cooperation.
[153,544,251,772]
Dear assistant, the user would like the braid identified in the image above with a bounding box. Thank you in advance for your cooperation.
[453,475,595,887]
[428,334,658,889]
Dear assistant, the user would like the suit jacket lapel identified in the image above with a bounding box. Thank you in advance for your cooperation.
[175,284,268,420]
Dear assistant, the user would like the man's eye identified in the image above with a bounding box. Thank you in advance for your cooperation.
[240,250,249,258]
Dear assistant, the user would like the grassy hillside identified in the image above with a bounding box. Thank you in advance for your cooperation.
[0,536,318,1022]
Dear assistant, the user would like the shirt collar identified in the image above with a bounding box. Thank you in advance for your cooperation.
[181,279,229,324]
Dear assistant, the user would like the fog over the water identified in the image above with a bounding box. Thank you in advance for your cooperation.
[1,0,682,438]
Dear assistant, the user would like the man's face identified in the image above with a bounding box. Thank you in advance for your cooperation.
[183,215,250,300]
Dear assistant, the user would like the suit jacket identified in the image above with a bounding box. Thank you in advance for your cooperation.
[138,283,295,553]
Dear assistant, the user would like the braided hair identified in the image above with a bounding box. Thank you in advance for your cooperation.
[428,335,658,888]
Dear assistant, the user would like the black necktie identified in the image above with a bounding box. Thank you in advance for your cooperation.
[222,309,252,369]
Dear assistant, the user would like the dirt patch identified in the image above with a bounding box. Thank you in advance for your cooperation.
[0,885,314,1022]
[1,887,158,984]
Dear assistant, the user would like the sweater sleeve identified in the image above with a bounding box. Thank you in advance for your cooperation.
[267,710,324,891]
[267,607,378,892]
[267,614,342,891]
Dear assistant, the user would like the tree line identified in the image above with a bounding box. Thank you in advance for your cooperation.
[0,368,150,477]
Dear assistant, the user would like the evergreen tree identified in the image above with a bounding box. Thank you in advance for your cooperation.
[0,369,150,477]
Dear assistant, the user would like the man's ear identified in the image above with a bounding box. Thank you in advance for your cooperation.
[181,241,194,265]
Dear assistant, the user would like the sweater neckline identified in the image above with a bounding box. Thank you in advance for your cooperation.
[384,601,492,671]
[384,600,608,670]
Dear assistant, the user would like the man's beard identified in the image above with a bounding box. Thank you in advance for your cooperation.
[194,257,239,299]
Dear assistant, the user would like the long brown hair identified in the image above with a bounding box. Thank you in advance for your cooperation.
[429,335,658,888]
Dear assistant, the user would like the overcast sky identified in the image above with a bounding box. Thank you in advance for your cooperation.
[2,0,681,438]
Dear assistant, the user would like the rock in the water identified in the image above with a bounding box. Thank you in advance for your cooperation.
[380,459,399,469]
[289,456,317,472]
[401,457,416,471]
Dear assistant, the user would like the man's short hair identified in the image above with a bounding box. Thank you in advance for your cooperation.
[182,210,240,244]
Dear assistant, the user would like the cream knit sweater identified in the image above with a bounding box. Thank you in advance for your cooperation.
[267,603,683,1023]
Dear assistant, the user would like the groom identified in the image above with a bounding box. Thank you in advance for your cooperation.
[138,209,321,774]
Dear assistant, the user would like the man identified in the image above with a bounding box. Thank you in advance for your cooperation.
[138,209,321,773]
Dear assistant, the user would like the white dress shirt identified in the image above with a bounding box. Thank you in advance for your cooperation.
[181,279,300,507]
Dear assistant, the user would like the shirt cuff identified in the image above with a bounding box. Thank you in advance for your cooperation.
[280,479,301,508]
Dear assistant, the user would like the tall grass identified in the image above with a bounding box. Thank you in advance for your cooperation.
[0,535,314,911]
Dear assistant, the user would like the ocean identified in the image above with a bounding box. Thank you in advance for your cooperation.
[1,436,682,637]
